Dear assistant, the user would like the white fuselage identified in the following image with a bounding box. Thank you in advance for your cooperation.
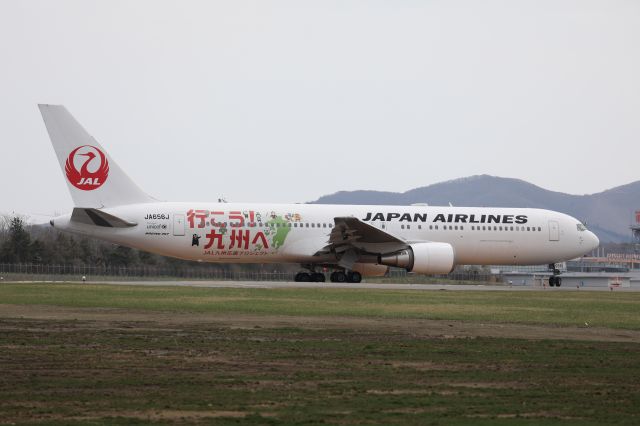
[52,202,599,267]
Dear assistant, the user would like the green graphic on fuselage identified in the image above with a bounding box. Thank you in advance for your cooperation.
[267,216,291,249]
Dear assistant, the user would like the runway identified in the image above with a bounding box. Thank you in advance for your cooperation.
[78,280,640,291]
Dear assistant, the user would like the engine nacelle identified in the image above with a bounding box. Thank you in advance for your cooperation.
[378,242,455,275]
[352,263,389,277]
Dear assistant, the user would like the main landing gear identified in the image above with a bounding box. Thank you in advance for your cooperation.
[294,272,326,282]
[329,270,362,283]
[547,263,562,287]
[293,270,362,283]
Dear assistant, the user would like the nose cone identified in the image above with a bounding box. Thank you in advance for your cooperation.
[587,231,600,251]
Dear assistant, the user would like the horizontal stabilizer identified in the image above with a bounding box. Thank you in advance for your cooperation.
[71,208,137,228]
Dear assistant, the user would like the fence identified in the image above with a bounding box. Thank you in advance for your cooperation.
[0,263,294,282]
[0,263,496,283]
[383,268,496,283]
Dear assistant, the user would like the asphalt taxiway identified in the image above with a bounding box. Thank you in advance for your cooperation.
[74,280,640,291]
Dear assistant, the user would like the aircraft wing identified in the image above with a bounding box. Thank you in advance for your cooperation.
[314,216,407,258]
[329,216,404,245]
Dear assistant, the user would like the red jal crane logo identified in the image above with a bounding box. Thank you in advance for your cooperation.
[65,145,109,190]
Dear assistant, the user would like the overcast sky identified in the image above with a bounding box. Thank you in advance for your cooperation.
[1,1,639,221]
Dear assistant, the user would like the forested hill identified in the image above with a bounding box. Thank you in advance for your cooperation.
[311,175,640,243]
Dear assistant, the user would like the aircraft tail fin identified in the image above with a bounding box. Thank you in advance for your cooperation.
[38,104,154,208]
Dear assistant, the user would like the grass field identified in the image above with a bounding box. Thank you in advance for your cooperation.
[1,282,640,425]
[1,283,640,329]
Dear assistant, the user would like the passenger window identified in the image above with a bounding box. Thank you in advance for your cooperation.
[311,223,315,228]
[538,227,541,231]
[418,225,421,230]
[407,225,411,230]
[329,224,333,228]
[435,225,438,230]
[454,226,458,230]
[323,223,326,228]
[401,225,405,229]
[382,224,385,229]
[527,227,530,231]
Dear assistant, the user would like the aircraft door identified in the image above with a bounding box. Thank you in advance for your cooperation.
[548,220,559,241]
[173,214,185,236]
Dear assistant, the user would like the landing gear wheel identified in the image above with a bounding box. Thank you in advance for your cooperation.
[331,271,347,283]
[294,272,311,282]
[547,264,562,288]
[311,272,326,282]
[347,271,362,283]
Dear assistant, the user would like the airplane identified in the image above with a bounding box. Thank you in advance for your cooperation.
[39,105,600,285]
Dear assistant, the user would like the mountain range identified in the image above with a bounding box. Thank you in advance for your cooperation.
[310,175,640,243]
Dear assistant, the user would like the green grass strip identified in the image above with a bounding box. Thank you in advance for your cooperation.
[1,283,640,330]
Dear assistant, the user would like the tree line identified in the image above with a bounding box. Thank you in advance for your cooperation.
[0,215,275,272]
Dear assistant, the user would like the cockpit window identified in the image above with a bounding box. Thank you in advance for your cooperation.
[577,223,587,232]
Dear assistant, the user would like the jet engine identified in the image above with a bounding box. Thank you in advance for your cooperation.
[378,242,455,274]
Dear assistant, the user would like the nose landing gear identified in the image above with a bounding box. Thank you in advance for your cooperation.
[549,276,562,287]
[548,263,562,287]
